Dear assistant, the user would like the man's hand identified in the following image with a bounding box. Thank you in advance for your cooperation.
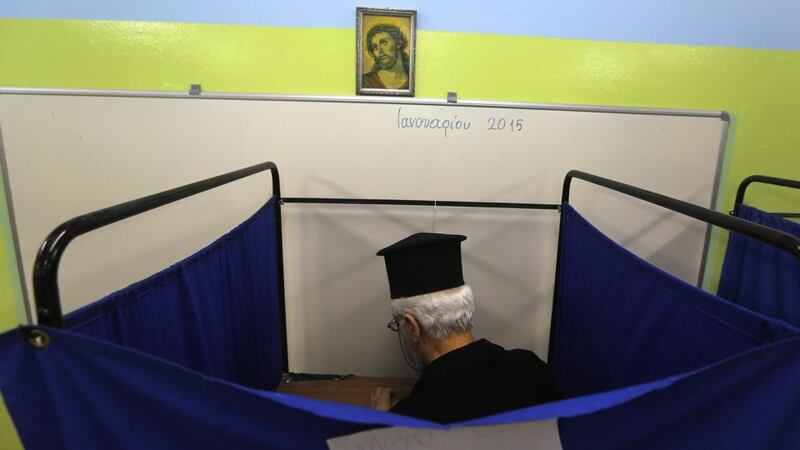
[368,387,393,411]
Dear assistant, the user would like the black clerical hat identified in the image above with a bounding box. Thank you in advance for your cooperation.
[377,232,467,299]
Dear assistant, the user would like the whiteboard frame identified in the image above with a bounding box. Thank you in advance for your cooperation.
[0,86,730,325]
[0,126,32,323]
[0,87,728,119]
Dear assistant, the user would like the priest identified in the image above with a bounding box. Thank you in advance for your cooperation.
[371,232,557,423]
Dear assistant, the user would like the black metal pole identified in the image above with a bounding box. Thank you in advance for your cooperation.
[733,175,800,217]
[33,162,281,329]
[270,171,289,374]
[547,205,566,366]
[281,197,560,210]
[562,171,800,259]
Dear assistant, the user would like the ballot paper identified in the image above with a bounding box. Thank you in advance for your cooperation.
[326,419,562,450]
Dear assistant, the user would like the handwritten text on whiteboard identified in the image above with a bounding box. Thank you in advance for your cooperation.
[396,107,525,138]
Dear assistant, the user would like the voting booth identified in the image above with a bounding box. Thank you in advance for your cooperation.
[2,90,800,448]
[2,162,800,448]
[718,175,800,329]
[0,90,730,373]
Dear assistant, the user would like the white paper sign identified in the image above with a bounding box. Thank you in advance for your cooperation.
[327,419,562,450]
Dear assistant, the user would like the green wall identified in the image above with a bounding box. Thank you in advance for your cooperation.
[0,17,798,447]
[0,151,23,450]
[0,174,22,450]
[0,169,24,330]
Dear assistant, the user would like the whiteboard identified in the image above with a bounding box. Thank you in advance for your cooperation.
[0,90,727,377]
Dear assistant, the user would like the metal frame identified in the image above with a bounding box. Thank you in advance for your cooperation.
[0,126,32,323]
[3,85,731,309]
[32,162,289,370]
[733,175,800,218]
[31,161,561,372]
[35,166,795,374]
[10,87,737,371]
[548,170,800,364]
[697,119,732,287]
[0,87,728,119]
[355,7,417,97]
[282,197,559,210]
[1,85,732,317]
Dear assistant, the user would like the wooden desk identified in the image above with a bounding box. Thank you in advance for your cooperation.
[276,375,416,408]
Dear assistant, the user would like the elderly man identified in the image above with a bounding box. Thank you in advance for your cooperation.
[371,232,556,423]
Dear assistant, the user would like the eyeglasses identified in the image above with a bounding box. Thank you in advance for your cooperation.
[386,316,422,372]
[387,317,401,333]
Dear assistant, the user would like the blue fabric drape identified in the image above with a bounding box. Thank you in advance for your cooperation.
[2,201,798,449]
[551,204,799,397]
[718,204,800,328]
[2,326,798,449]
[558,335,800,450]
[64,198,284,390]
[0,327,421,450]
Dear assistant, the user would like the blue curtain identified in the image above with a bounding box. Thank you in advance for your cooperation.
[2,326,798,449]
[1,201,798,449]
[557,335,800,450]
[718,204,800,328]
[64,198,284,390]
[551,204,799,398]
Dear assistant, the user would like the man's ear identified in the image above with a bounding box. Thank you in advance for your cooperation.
[402,314,422,342]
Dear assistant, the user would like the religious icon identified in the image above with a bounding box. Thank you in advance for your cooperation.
[356,7,416,97]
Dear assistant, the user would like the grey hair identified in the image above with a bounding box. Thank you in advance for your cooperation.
[391,285,475,340]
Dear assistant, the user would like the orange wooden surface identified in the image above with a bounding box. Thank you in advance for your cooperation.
[276,375,415,408]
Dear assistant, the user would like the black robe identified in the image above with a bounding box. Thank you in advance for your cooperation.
[390,339,557,424]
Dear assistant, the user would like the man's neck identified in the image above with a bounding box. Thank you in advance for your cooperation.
[422,332,474,365]
[377,61,408,89]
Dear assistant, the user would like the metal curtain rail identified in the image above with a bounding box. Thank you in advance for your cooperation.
[32,161,289,371]
[562,171,800,258]
[282,197,560,210]
[547,170,800,364]
[733,175,800,218]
